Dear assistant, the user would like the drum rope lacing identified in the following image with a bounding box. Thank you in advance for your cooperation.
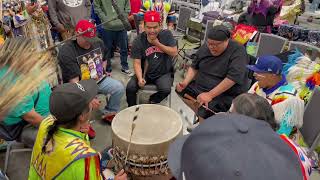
[114,147,168,168]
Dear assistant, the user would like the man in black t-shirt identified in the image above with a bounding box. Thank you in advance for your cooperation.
[58,20,125,121]
[176,25,249,122]
[126,11,178,106]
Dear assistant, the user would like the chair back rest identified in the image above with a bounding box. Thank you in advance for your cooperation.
[288,41,320,61]
[203,20,215,44]
[185,19,202,43]
[300,87,320,148]
[177,7,194,32]
[256,33,288,57]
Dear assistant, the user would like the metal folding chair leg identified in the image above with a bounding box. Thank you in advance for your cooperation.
[3,142,12,174]
[3,141,33,174]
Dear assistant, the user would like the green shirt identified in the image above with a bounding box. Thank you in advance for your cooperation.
[0,67,51,125]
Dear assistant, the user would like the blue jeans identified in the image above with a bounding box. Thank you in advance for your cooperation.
[100,29,129,72]
[98,77,125,113]
[310,0,320,12]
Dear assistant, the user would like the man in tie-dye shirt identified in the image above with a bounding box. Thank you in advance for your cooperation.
[247,55,304,136]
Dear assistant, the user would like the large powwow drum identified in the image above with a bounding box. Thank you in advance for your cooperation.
[112,104,183,179]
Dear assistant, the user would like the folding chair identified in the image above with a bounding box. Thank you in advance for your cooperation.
[136,84,172,107]
[176,19,202,73]
[202,20,215,45]
[288,41,320,61]
[176,7,194,33]
[300,87,320,157]
[256,33,288,57]
[3,141,32,174]
[136,56,178,108]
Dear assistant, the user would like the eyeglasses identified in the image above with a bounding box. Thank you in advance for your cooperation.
[207,41,224,48]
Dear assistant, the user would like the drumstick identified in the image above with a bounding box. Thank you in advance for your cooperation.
[143,59,148,79]
[45,17,118,50]
[124,106,140,166]
[183,94,216,114]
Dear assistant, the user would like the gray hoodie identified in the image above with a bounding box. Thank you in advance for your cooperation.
[48,0,91,29]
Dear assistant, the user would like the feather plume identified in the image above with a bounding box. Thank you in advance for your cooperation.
[0,38,56,119]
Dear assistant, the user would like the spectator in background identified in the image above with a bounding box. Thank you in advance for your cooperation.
[94,0,133,76]
[138,0,176,32]
[247,55,304,137]
[1,1,53,50]
[128,0,142,29]
[244,0,283,33]
[48,0,91,40]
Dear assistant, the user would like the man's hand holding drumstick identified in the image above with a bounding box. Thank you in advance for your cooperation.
[176,82,215,114]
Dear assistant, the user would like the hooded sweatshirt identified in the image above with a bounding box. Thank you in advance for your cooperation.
[48,0,91,29]
[94,0,131,31]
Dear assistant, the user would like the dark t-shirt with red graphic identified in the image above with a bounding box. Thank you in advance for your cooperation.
[131,30,176,80]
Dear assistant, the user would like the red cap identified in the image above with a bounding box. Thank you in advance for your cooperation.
[144,11,161,22]
[75,20,96,38]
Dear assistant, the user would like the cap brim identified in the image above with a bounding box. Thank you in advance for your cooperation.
[78,79,98,103]
[246,65,267,73]
[83,36,100,44]
[168,135,189,179]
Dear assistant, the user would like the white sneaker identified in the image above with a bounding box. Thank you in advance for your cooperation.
[187,122,199,132]
[121,69,134,76]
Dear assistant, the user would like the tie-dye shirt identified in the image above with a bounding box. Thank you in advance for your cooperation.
[248,77,304,136]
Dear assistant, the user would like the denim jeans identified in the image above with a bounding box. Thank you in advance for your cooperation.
[99,29,129,72]
[310,0,320,12]
[98,77,125,113]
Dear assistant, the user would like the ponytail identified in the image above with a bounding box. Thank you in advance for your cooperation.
[42,121,58,154]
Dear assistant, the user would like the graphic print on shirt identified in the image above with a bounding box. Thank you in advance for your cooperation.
[145,46,163,56]
[76,48,105,82]
[63,0,83,7]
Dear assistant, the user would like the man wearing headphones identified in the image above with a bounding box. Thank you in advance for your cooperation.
[176,25,250,124]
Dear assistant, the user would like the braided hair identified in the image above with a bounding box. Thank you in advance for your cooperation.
[41,121,59,154]
[41,106,90,154]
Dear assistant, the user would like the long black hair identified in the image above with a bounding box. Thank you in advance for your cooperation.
[232,93,279,131]
[41,106,90,154]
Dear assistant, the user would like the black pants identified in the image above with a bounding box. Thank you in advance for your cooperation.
[176,81,233,119]
[126,73,174,106]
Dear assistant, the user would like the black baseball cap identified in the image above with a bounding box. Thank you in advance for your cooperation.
[168,114,303,180]
[49,79,98,121]
[207,25,231,41]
